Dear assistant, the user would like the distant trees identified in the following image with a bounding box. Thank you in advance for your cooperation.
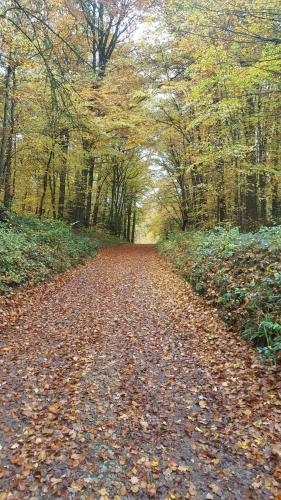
[0,0,150,239]
[149,0,281,234]
[1,0,280,238]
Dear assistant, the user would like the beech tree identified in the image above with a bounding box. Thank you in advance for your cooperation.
[1,0,281,237]
[148,0,281,233]
[0,0,151,230]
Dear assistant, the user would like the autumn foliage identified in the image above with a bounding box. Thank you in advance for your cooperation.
[0,246,280,498]
[0,2,281,497]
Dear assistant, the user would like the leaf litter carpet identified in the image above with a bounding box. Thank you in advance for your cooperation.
[0,245,280,499]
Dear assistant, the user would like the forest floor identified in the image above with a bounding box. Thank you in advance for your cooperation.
[0,245,280,499]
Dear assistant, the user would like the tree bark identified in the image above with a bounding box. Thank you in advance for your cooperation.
[131,201,137,243]
[85,158,95,227]
[49,173,57,219]
[58,128,69,219]
[127,200,132,241]
[0,63,12,184]
[3,68,16,209]
[93,182,102,226]
[39,150,54,218]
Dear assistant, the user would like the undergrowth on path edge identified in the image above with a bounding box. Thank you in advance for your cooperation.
[0,210,111,294]
[158,227,281,364]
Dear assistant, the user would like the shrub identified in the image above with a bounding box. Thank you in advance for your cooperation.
[0,213,98,293]
[158,227,281,363]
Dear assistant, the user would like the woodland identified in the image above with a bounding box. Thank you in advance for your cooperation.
[0,0,280,235]
[0,0,281,354]
[0,1,281,498]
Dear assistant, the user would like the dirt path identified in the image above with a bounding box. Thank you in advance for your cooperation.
[0,246,280,499]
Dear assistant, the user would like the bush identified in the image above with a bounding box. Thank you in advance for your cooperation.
[158,227,281,363]
[0,213,98,293]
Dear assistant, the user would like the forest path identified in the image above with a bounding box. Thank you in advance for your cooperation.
[0,245,280,499]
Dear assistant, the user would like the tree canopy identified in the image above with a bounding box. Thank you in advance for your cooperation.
[0,0,281,239]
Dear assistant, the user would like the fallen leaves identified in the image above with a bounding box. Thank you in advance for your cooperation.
[131,484,140,493]
[150,458,159,468]
[48,403,61,415]
[178,465,190,473]
[184,423,195,436]
[272,444,281,458]
[188,482,197,496]
[198,400,208,409]
[209,483,220,494]
[0,246,280,498]
[99,487,108,496]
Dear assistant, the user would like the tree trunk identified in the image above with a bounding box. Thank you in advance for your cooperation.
[49,173,57,219]
[131,201,137,243]
[0,63,12,184]
[272,181,281,223]
[93,182,102,226]
[217,161,226,224]
[178,175,188,231]
[85,158,95,227]
[123,214,127,240]
[245,174,258,231]
[39,150,54,218]
[3,68,16,209]
[109,166,116,230]
[127,200,132,241]
[58,128,69,219]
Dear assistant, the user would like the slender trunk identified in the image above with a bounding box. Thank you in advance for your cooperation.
[80,169,88,223]
[243,97,259,230]
[109,167,116,230]
[58,128,69,219]
[176,172,189,231]
[113,174,121,234]
[92,1,97,73]
[272,181,281,223]
[258,173,267,224]
[245,173,258,230]
[93,182,102,226]
[256,117,266,225]
[217,161,226,224]
[58,169,67,219]
[127,200,132,241]
[12,142,17,199]
[123,214,127,240]
[85,158,95,227]
[39,150,54,218]
[180,177,189,231]
[131,203,137,244]
[79,139,94,226]
[0,63,12,184]
[3,68,16,209]
[71,169,88,224]
[49,174,56,219]
[118,196,125,237]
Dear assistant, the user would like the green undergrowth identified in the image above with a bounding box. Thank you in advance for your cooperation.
[0,209,99,294]
[82,229,129,249]
[159,227,281,364]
